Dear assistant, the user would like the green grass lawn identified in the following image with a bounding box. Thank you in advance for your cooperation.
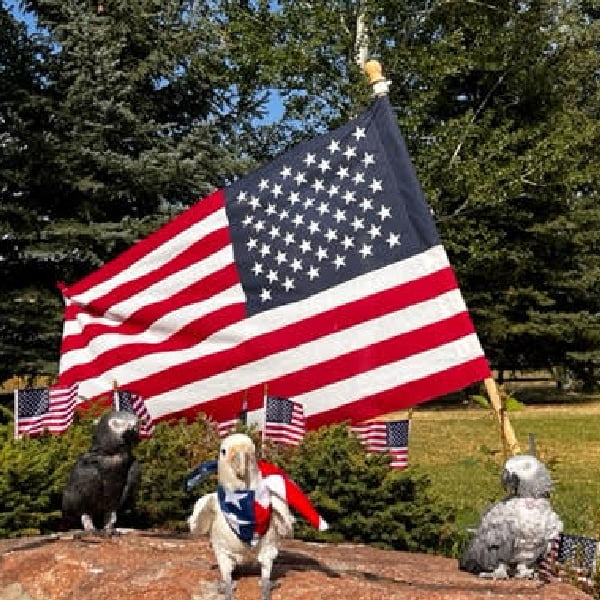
[405,404,600,537]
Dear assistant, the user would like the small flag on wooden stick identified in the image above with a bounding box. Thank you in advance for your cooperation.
[351,419,410,469]
[539,533,600,589]
[263,395,306,446]
[212,391,249,438]
[113,389,154,437]
[14,383,79,438]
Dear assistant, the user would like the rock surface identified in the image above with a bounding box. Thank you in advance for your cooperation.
[0,531,591,600]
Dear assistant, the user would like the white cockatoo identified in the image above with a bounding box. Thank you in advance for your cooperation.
[459,454,563,579]
[188,433,327,600]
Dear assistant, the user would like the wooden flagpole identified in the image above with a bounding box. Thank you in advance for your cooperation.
[363,60,521,457]
[484,377,521,456]
[364,60,391,97]
[13,388,19,440]
[240,388,248,425]
[261,383,268,446]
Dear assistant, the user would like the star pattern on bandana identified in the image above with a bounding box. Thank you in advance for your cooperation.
[223,489,248,510]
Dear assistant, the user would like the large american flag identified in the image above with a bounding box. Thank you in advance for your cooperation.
[57,96,490,429]
[113,389,155,437]
[263,395,306,446]
[14,383,79,438]
[352,419,410,469]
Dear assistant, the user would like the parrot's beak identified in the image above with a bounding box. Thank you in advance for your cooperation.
[502,469,519,495]
[230,450,249,481]
[123,419,140,444]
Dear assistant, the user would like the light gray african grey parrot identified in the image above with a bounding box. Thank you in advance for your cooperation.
[459,454,562,579]
[62,410,140,534]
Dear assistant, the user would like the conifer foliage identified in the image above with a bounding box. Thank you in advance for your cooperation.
[0,0,262,380]
[0,414,458,557]
[2,0,600,384]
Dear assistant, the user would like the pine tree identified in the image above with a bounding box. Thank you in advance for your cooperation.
[372,0,600,379]
[0,0,271,379]
[0,4,62,379]
[3,0,600,385]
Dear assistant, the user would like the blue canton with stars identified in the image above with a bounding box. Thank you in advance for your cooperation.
[557,533,599,571]
[217,485,262,545]
[387,419,410,448]
[225,97,440,317]
[18,388,50,417]
[265,395,295,425]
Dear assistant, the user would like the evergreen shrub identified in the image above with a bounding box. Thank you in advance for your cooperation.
[0,415,92,537]
[0,414,461,557]
[270,423,460,556]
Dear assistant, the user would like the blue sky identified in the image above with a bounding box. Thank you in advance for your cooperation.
[7,0,36,29]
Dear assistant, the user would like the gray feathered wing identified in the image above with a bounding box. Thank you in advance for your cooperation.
[120,460,141,507]
[62,452,104,519]
[459,500,517,574]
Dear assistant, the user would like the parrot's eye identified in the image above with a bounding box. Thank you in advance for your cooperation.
[220,448,226,456]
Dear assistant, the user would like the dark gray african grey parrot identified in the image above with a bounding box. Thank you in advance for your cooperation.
[62,410,141,534]
[459,454,562,579]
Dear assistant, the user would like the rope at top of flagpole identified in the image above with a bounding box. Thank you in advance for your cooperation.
[364,59,391,97]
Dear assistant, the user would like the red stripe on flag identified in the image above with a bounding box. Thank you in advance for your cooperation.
[61,303,245,384]
[307,357,490,428]
[61,263,242,355]
[266,312,477,395]
[140,354,488,428]
[139,310,480,422]
[72,228,233,318]
[61,265,466,405]
[65,191,225,296]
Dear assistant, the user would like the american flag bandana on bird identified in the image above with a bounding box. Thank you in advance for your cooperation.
[187,433,327,600]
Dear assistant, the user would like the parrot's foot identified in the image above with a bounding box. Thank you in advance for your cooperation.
[514,564,537,579]
[99,522,122,537]
[73,529,99,540]
[98,528,120,538]
[217,579,236,600]
[260,578,280,600]
[80,514,95,533]
[478,564,509,579]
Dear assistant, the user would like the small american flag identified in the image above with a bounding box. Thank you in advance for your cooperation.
[215,417,240,438]
[263,395,306,446]
[539,533,599,589]
[351,419,410,469]
[214,393,248,438]
[14,383,79,438]
[113,389,154,437]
